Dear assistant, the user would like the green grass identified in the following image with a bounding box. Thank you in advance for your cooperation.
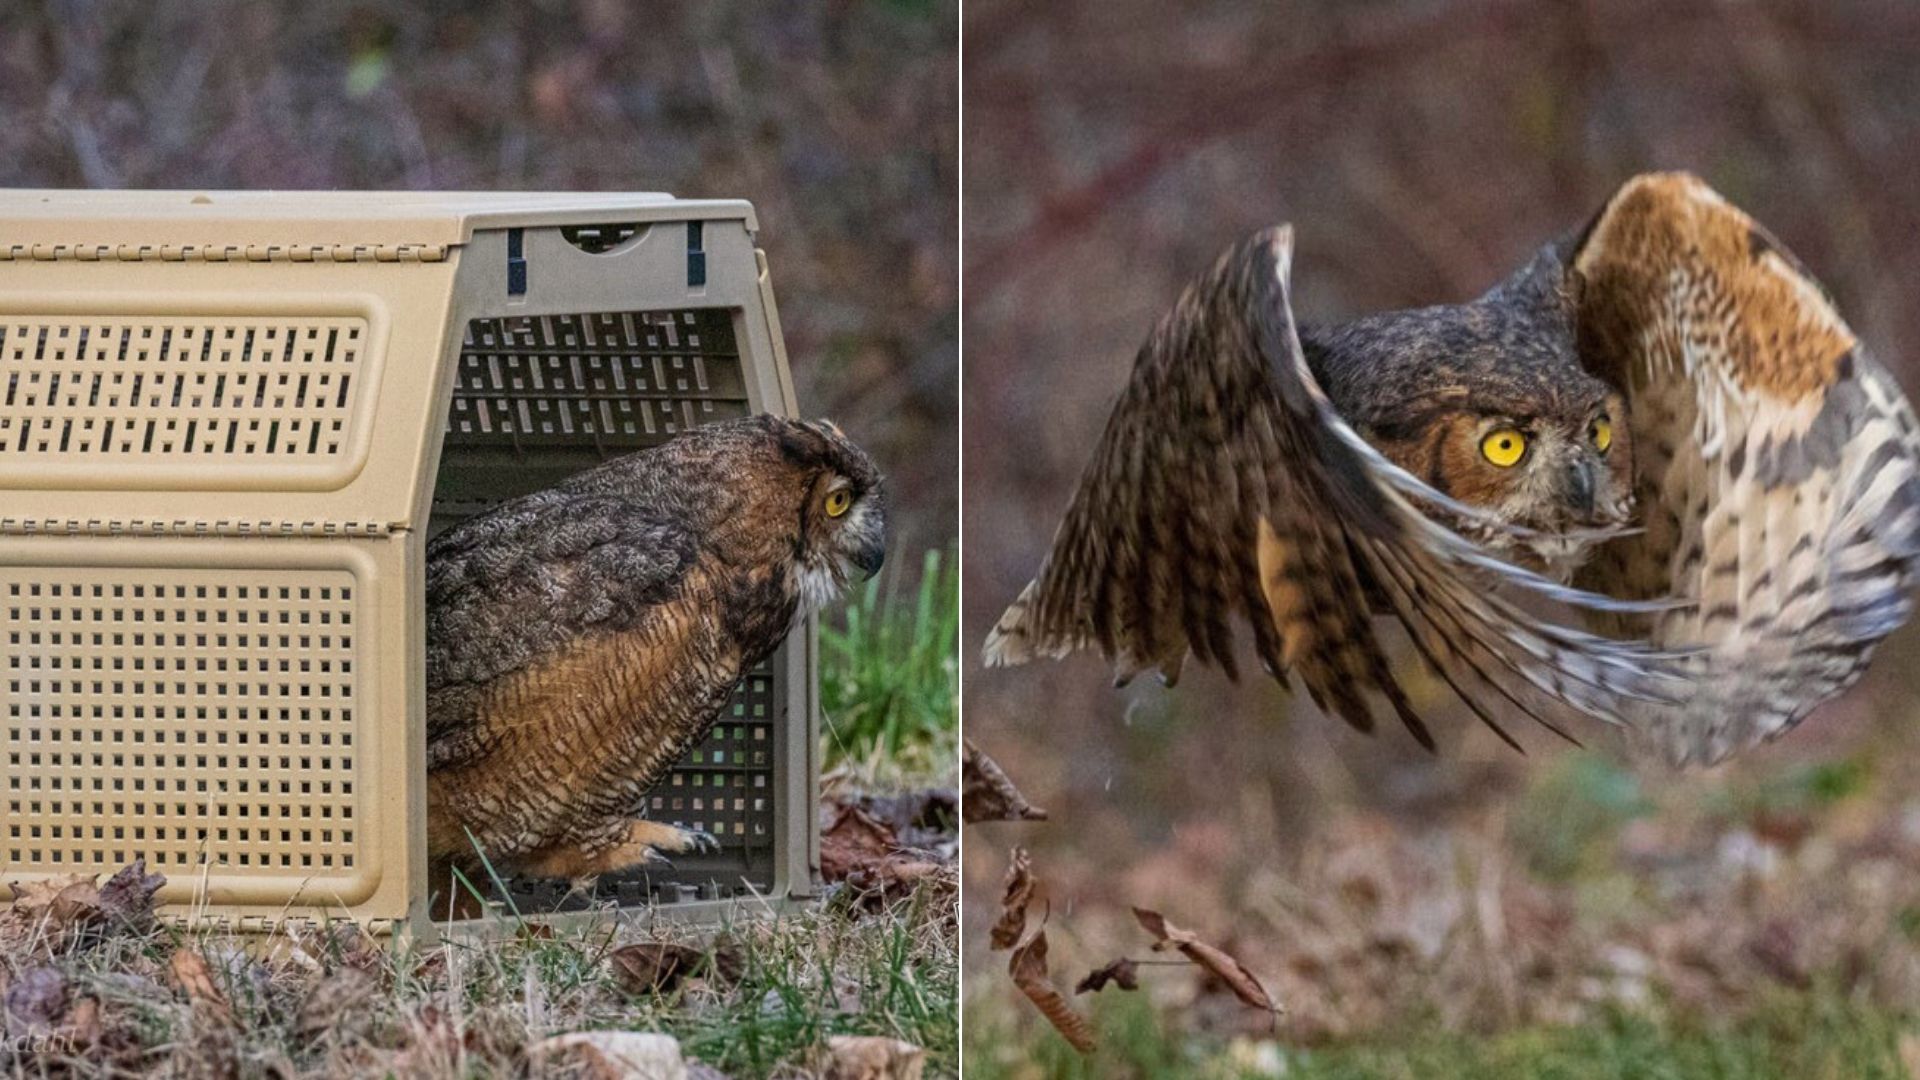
[964,988,1916,1079]
[50,876,957,1078]
[821,545,959,780]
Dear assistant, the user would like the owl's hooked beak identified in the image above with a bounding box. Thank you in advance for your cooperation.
[1564,457,1601,520]
[851,537,886,579]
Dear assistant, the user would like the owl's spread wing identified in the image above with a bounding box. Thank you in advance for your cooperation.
[985,227,1680,748]
[424,492,697,769]
[1569,173,1920,763]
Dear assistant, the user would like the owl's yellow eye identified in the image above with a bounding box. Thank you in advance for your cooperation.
[1591,417,1613,453]
[825,489,853,518]
[1481,428,1527,468]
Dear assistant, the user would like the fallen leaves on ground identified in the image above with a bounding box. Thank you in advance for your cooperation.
[839,789,960,855]
[0,823,953,1073]
[296,966,379,1044]
[0,965,106,1058]
[609,941,744,996]
[1008,924,1097,1054]
[820,800,956,908]
[1134,908,1281,1019]
[821,806,909,882]
[844,857,952,901]
[963,740,1048,824]
[4,965,70,1032]
[169,947,237,1026]
[167,948,242,1079]
[530,1031,688,1079]
[0,859,165,958]
[824,1034,926,1079]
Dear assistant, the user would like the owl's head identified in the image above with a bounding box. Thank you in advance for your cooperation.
[775,417,889,612]
[1416,376,1632,573]
[1313,296,1634,576]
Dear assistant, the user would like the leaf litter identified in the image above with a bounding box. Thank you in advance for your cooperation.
[0,778,956,1076]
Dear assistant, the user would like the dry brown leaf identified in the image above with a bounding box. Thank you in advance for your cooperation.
[0,860,164,959]
[94,859,165,927]
[60,994,102,1049]
[296,966,377,1042]
[825,1034,926,1079]
[609,942,710,996]
[4,966,69,1032]
[963,740,1048,824]
[531,1031,688,1079]
[1134,907,1280,1017]
[990,847,1035,951]
[707,937,748,986]
[820,805,901,882]
[170,947,236,1024]
[845,858,950,901]
[823,803,954,909]
[1075,958,1140,995]
[1009,928,1096,1054]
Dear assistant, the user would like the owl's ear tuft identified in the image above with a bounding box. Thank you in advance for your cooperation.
[774,417,836,467]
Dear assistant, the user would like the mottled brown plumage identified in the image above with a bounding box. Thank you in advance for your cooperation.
[426,415,885,885]
[988,172,1920,764]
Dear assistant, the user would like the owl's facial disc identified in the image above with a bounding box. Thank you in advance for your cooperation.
[824,477,887,579]
[1467,407,1632,533]
[796,473,888,615]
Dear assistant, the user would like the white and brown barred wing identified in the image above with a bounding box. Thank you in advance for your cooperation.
[985,227,1677,747]
[1570,173,1920,763]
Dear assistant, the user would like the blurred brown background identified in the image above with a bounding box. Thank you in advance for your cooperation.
[964,0,1920,1052]
[0,0,957,553]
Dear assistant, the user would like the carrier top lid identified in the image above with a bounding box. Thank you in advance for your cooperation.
[0,190,757,252]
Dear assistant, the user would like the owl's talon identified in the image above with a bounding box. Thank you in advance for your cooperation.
[681,828,722,856]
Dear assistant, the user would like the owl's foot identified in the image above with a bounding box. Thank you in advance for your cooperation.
[535,820,722,880]
[619,819,721,862]
[660,824,723,857]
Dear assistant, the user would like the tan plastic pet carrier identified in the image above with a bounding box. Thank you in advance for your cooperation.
[0,191,820,932]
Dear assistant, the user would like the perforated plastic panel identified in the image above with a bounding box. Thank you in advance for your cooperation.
[433,306,778,901]
[2,567,364,879]
[0,316,369,486]
[0,194,811,930]
[435,309,750,520]
[651,668,777,845]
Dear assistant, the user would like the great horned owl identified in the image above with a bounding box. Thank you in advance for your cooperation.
[988,172,1920,764]
[424,415,885,889]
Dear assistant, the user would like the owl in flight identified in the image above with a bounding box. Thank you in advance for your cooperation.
[423,415,885,891]
[988,173,1920,764]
